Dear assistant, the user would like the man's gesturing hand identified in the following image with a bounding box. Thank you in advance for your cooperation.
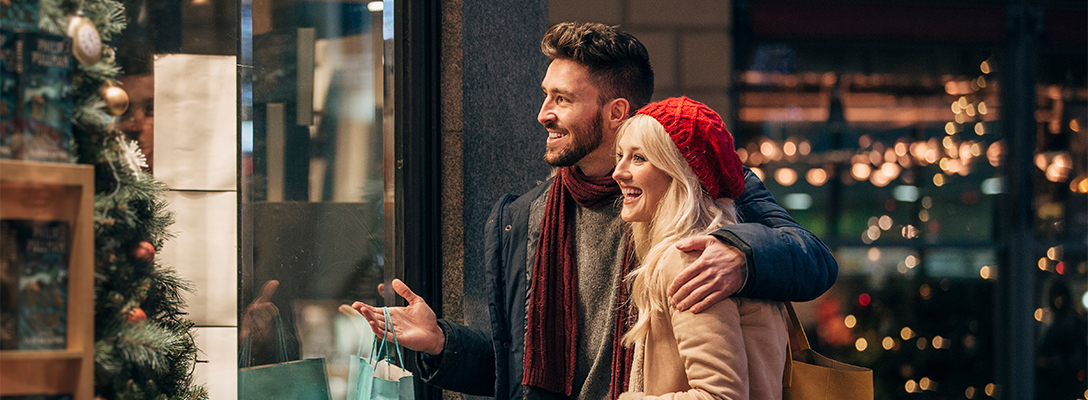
[352,279,446,356]
[668,236,747,313]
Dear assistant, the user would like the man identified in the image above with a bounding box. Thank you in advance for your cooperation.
[353,22,837,400]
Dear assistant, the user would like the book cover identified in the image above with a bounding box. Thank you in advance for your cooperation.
[0,0,40,32]
[8,32,73,163]
[0,30,21,159]
[0,219,70,351]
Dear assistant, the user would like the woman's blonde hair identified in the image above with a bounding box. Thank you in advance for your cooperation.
[617,114,739,347]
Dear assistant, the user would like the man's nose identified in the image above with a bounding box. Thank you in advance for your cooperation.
[538,102,555,125]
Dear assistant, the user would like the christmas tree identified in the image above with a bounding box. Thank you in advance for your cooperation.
[36,0,208,398]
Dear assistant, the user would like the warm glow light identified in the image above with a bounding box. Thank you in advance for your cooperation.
[1048,246,1061,261]
[798,141,811,155]
[922,196,932,208]
[932,336,944,349]
[1038,257,1049,271]
[845,315,857,328]
[925,148,939,164]
[920,284,932,299]
[943,136,955,150]
[900,327,914,340]
[750,167,764,182]
[974,123,985,135]
[965,386,976,399]
[978,101,988,115]
[951,102,962,114]
[980,60,991,74]
[806,168,829,186]
[977,76,987,88]
[980,265,993,279]
[905,380,918,393]
[1071,119,1081,132]
[878,215,892,230]
[868,247,882,261]
[984,383,995,397]
[880,162,900,179]
[736,148,748,164]
[855,338,868,351]
[1034,308,1045,321]
[775,168,798,186]
[944,122,956,135]
[955,112,965,124]
[987,141,1004,167]
[783,141,797,156]
[882,336,895,350]
[902,225,919,239]
[965,103,976,116]
[919,377,932,391]
[1072,176,1088,193]
[933,174,945,187]
[852,163,872,180]
[905,255,919,268]
[1035,153,1048,171]
[919,209,929,222]
[367,0,384,12]
[866,226,881,241]
[1046,161,1071,182]
[760,141,775,156]
[917,337,928,350]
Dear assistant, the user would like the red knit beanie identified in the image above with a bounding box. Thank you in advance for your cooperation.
[635,96,745,199]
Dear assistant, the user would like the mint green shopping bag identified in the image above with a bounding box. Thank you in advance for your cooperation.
[239,316,331,400]
[356,307,415,400]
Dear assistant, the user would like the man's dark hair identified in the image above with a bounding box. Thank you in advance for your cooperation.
[541,22,654,113]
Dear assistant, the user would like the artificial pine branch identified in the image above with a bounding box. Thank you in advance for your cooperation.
[35,0,213,397]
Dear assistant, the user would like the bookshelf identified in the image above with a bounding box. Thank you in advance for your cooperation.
[0,160,94,400]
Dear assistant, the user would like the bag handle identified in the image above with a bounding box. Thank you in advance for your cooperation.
[782,302,811,388]
[364,307,407,371]
[240,314,291,368]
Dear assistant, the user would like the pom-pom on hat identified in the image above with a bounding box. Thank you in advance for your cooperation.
[635,96,745,199]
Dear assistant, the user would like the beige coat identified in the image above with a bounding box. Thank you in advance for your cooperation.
[622,247,789,400]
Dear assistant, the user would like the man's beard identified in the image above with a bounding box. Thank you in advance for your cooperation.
[543,114,604,167]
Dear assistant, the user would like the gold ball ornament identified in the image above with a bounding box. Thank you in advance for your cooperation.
[67,14,102,66]
[101,86,129,116]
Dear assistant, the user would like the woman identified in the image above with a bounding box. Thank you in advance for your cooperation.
[613,97,788,400]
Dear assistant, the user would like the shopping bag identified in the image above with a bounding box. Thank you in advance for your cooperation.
[239,316,331,400]
[782,302,873,400]
[356,307,415,400]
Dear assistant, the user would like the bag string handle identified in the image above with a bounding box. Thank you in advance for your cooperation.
[782,302,811,388]
[239,314,290,369]
[364,307,407,371]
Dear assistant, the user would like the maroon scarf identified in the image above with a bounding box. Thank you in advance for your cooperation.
[523,166,632,396]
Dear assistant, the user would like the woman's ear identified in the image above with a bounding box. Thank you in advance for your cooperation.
[606,98,631,130]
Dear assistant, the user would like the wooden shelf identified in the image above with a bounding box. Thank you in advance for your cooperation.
[0,160,95,400]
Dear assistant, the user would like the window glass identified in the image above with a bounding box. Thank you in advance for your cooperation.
[239,1,388,398]
[735,34,1086,400]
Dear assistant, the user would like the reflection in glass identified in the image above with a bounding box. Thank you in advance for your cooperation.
[240,3,388,398]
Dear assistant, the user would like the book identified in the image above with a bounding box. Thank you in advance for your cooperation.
[0,219,69,351]
[0,0,40,32]
[0,30,18,159]
[0,31,72,163]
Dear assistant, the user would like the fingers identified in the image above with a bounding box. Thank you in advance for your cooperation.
[686,291,727,314]
[668,261,704,298]
[674,279,714,312]
[391,279,423,306]
[256,280,279,303]
[674,235,716,252]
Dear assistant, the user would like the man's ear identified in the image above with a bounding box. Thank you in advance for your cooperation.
[605,98,631,130]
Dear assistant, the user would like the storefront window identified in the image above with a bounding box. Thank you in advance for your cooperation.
[735,3,1086,399]
[239,1,390,397]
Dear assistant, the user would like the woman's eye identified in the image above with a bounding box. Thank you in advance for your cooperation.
[633,155,646,163]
